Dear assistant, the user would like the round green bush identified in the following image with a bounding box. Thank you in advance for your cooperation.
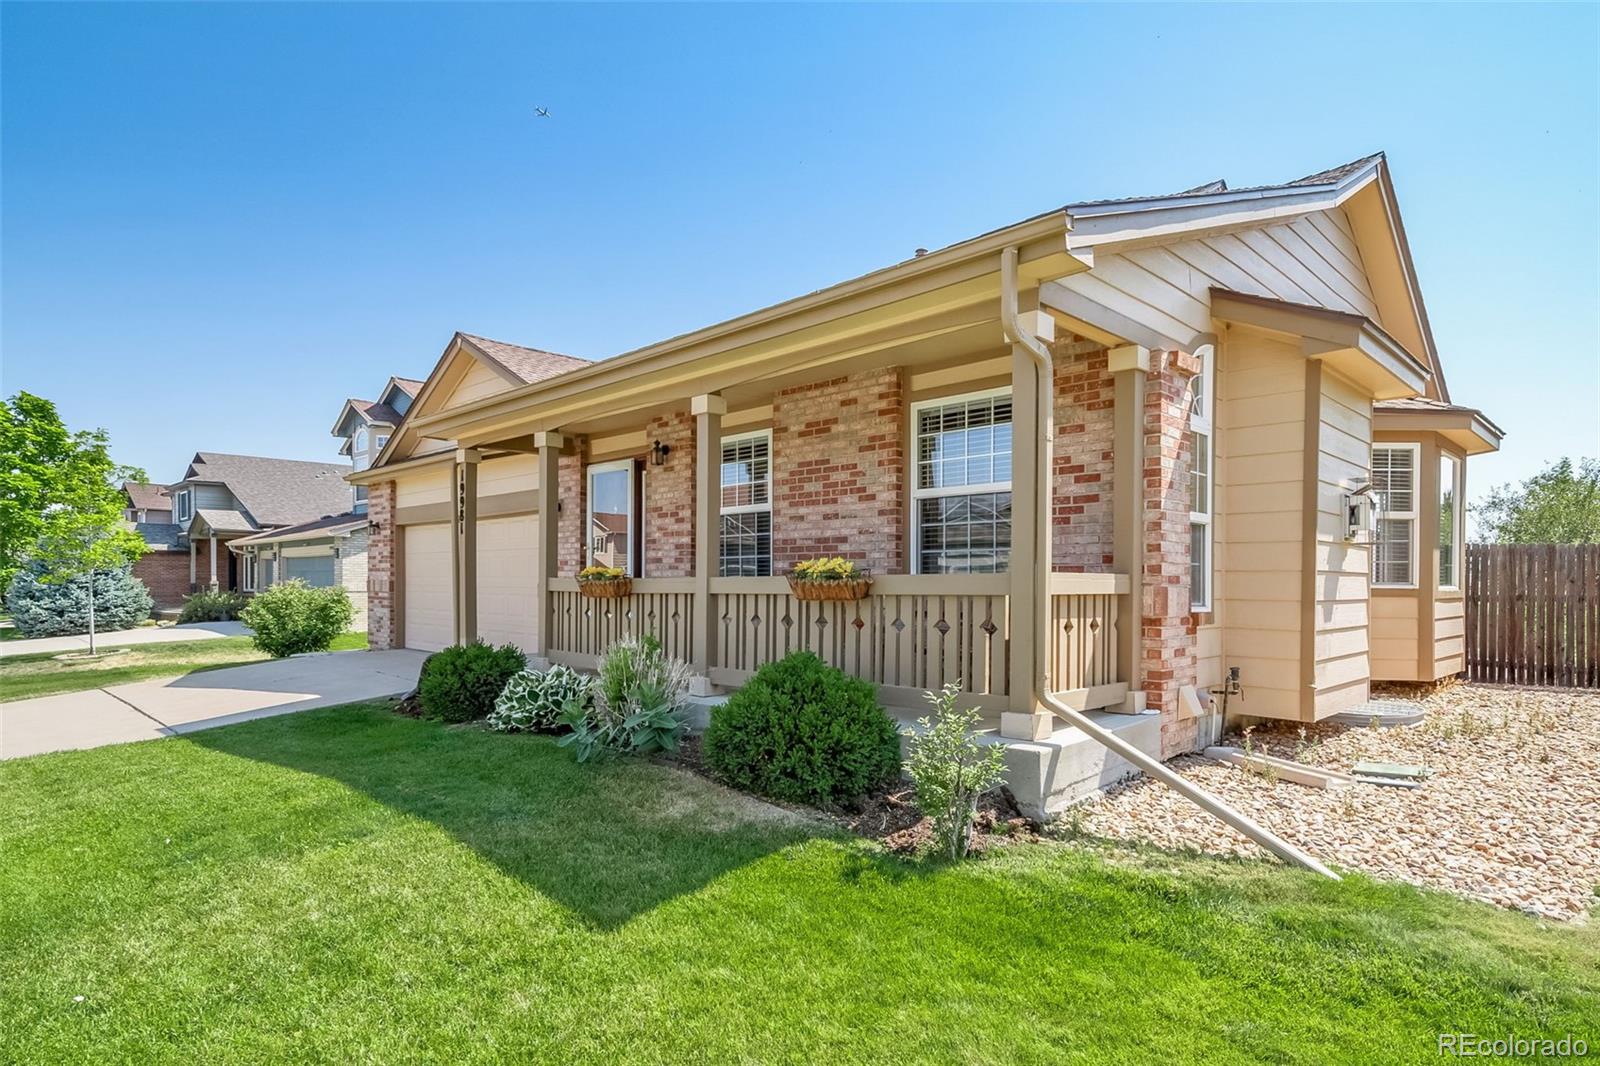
[419,641,527,723]
[178,589,249,623]
[703,651,901,806]
[239,580,355,657]
[5,565,153,637]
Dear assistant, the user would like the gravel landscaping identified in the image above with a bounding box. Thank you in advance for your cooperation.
[1072,684,1600,921]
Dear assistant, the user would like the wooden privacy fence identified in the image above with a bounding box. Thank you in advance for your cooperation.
[1465,544,1600,688]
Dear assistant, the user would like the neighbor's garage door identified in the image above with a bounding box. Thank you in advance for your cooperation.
[403,523,453,652]
[282,552,335,588]
[476,514,538,653]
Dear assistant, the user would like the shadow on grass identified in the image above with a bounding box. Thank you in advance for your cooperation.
[186,702,830,930]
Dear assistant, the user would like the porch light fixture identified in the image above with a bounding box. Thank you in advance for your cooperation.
[368,519,382,534]
[650,439,671,466]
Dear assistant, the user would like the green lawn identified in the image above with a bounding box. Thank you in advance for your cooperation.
[0,632,369,702]
[2,704,1594,1063]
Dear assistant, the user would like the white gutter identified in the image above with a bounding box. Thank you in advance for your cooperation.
[999,246,1340,881]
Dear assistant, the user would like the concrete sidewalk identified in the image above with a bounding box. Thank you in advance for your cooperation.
[0,621,250,658]
[0,649,427,760]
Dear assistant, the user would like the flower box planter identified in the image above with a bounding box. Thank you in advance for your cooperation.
[579,578,632,599]
[787,577,873,602]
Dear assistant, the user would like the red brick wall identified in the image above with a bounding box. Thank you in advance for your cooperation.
[1051,338,1115,572]
[643,411,695,577]
[557,438,588,578]
[133,551,191,609]
[1143,350,1202,755]
[366,481,397,650]
[771,367,905,573]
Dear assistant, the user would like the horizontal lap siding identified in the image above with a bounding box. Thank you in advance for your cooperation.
[1313,369,1372,718]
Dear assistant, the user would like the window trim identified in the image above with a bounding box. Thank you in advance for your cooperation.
[1438,452,1462,591]
[241,549,258,593]
[1188,344,1216,612]
[586,458,638,575]
[1372,441,1421,589]
[718,428,773,577]
[908,385,1014,576]
[174,488,192,524]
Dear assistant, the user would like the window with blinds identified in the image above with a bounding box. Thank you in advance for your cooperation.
[1372,444,1419,586]
[719,431,772,576]
[911,390,1013,574]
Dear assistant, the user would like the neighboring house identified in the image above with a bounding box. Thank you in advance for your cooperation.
[349,154,1501,817]
[121,481,173,524]
[166,452,351,593]
[329,376,424,514]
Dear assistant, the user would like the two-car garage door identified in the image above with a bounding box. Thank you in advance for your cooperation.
[402,516,539,653]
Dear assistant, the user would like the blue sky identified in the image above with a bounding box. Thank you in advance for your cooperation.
[3,3,1596,510]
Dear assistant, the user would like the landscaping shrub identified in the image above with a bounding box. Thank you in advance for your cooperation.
[904,682,1008,860]
[558,637,691,761]
[239,580,355,658]
[4,565,153,637]
[703,651,900,806]
[418,641,527,723]
[489,664,593,733]
[178,589,249,623]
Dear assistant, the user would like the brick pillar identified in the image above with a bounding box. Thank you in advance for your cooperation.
[643,410,696,577]
[367,481,398,650]
[1143,349,1201,755]
[557,436,589,577]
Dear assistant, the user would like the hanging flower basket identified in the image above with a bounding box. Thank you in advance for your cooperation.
[786,558,872,601]
[577,566,632,599]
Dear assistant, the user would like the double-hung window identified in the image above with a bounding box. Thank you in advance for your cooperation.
[1189,344,1215,611]
[174,489,192,524]
[1372,443,1419,587]
[719,430,772,576]
[912,389,1013,574]
[1438,453,1461,589]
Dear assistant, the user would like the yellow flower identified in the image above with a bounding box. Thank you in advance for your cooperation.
[578,565,625,581]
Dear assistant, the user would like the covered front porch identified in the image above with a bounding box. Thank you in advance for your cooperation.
[378,214,1190,760]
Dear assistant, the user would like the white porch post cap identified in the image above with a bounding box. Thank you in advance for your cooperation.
[533,431,566,450]
[455,447,482,464]
[691,393,727,417]
[1012,309,1055,344]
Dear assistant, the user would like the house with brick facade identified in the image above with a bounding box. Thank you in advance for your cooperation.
[349,153,1501,816]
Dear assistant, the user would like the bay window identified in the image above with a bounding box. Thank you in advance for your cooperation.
[911,389,1012,574]
[1372,443,1419,587]
[1439,453,1461,589]
[1189,344,1215,611]
[719,430,772,576]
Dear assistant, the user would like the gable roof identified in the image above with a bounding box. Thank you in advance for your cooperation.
[457,333,588,385]
[230,512,367,547]
[189,508,258,536]
[122,481,171,511]
[178,452,352,528]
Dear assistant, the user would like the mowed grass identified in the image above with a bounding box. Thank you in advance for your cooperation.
[0,632,368,701]
[2,704,1596,1065]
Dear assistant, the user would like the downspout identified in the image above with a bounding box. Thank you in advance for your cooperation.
[1000,246,1339,881]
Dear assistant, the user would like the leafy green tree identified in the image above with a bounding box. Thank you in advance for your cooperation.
[1,392,149,650]
[1474,458,1600,544]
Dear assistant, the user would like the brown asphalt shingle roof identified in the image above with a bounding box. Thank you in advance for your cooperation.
[192,508,257,534]
[1067,152,1385,210]
[231,512,367,546]
[181,452,352,528]
[458,333,589,385]
[122,482,171,511]
[350,398,405,425]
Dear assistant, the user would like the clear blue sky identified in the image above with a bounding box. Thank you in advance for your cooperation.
[3,3,1596,510]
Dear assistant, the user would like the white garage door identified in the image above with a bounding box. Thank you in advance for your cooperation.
[403,523,453,652]
[476,514,538,653]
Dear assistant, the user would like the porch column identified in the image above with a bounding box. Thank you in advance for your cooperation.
[188,539,197,590]
[208,535,218,590]
[454,448,480,645]
[532,432,564,660]
[1109,344,1150,710]
[691,393,726,684]
[1001,312,1055,741]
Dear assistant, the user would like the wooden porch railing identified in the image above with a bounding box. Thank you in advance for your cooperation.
[543,572,1128,713]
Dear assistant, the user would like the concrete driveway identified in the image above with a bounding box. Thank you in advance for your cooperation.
[0,649,428,760]
[0,621,250,658]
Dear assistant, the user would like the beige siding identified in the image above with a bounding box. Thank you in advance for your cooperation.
[1434,594,1466,676]
[1370,593,1420,681]
[447,360,512,407]
[1311,369,1372,718]
[477,454,538,498]
[395,466,452,509]
[1217,330,1305,718]
[1055,208,1380,346]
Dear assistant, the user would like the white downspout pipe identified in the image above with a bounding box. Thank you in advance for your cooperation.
[1000,246,1340,881]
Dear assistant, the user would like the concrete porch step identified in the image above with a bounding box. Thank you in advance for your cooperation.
[990,710,1163,820]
